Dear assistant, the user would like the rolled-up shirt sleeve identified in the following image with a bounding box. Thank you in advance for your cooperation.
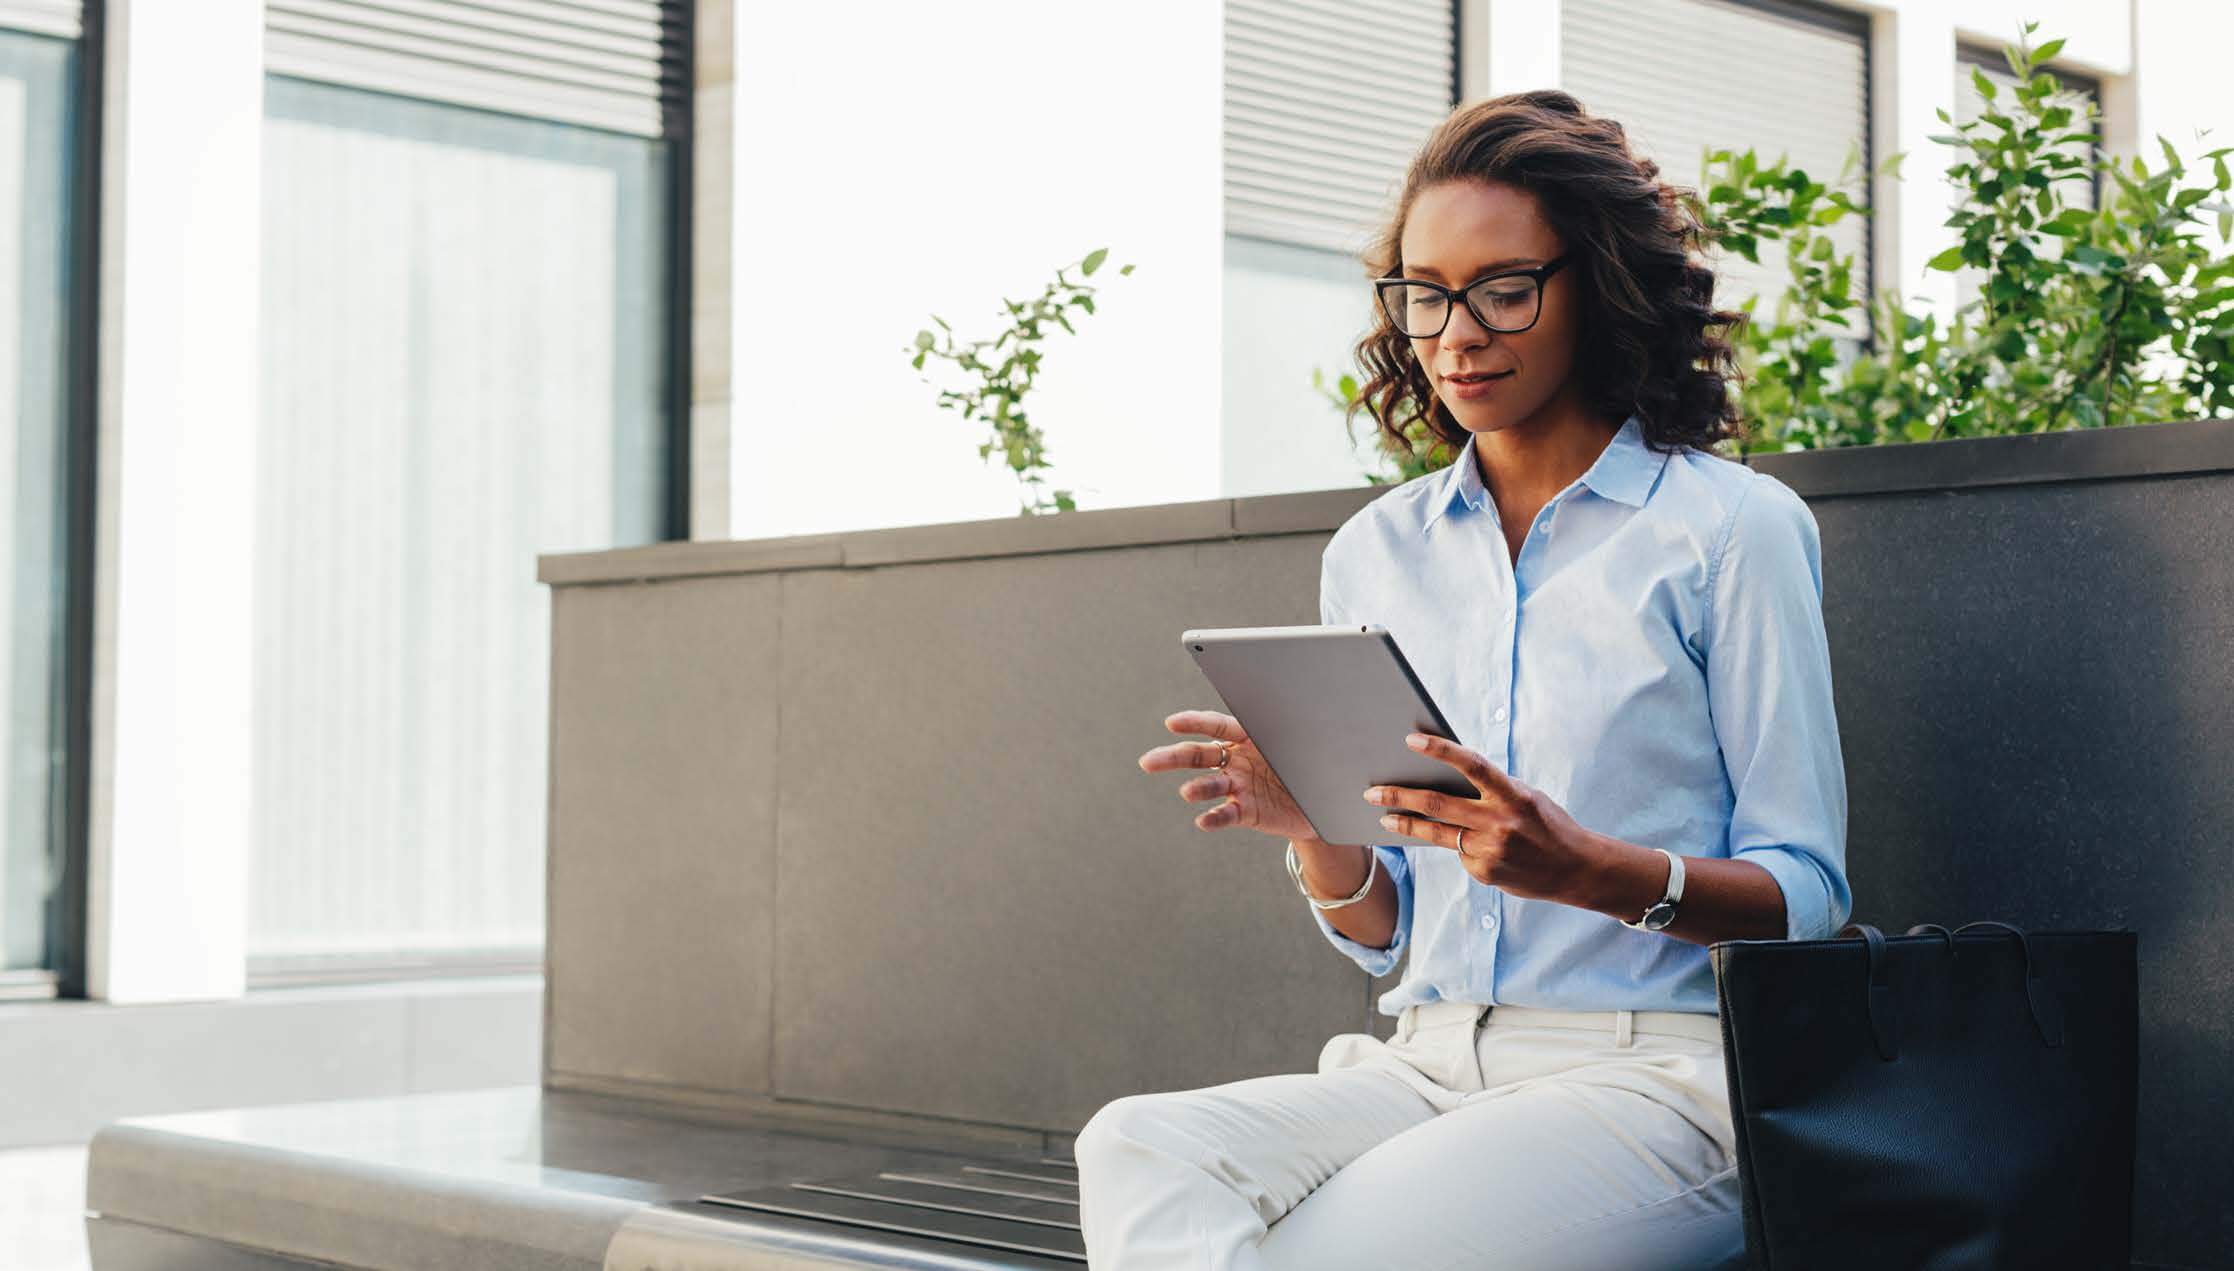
[1307,548,1413,976]
[1310,846,1413,976]
[1704,473,1852,942]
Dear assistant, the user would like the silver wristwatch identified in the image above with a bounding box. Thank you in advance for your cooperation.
[1620,848,1685,932]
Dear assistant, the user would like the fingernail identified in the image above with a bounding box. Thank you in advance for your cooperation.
[1363,788,1381,804]
[1405,734,1427,749]
[1379,814,1398,829]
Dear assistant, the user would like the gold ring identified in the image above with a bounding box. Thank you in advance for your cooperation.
[1212,744,1232,771]
[1456,827,1467,855]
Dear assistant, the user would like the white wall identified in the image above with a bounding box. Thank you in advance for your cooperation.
[87,0,263,1003]
[727,1,1223,539]
[2125,0,2234,178]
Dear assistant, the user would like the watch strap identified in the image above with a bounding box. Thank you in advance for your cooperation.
[1620,848,1684,931]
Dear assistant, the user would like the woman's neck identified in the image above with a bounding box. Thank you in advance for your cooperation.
[1470,389,1624,510]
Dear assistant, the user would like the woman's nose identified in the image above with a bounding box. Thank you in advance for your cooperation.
[1441,301,1493,351]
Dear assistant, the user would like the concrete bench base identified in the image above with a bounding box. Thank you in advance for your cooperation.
[85,1087,1072,1271]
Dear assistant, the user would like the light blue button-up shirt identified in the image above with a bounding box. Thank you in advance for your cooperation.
[1313,413,1850,1016]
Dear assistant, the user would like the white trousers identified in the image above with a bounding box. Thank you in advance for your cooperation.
[1074,998,1745,1270]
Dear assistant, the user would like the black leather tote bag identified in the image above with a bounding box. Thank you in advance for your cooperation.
[1712,922,2137,1269]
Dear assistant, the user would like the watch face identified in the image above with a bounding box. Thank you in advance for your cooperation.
[1641,902,1678,931]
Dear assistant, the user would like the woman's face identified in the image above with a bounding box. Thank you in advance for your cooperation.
[1395,178,1582,437]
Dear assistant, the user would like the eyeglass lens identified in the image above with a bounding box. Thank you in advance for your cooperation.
[1383,275,1543,337]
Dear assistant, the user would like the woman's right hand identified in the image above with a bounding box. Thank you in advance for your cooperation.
[1138,709,1321,844]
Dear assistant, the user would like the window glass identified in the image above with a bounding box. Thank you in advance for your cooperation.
[0,29,77,975]
[251,77,670,964]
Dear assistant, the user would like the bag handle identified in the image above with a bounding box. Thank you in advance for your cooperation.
[1950,921,2067,1048]
[1840,922,1900,1061]
[1904,922,1954,952]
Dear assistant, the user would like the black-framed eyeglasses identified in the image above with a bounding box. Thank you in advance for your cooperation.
[1373,256,1571,338]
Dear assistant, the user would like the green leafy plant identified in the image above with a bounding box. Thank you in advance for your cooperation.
[1314,25,2234,470]
[911,247,1135,514]
[1696,23,2234,452]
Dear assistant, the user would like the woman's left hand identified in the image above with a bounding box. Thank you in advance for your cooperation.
[1364,732,1609,905]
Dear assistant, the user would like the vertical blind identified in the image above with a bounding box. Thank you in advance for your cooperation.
[250,4,679,966]
[1224,0,1457,257]
[249,80,669,964]
[1563,0,1872,317]
[265,0,688,139]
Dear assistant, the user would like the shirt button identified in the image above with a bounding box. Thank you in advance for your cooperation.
[1479,914,1496,930]
[1493,706,1507,722]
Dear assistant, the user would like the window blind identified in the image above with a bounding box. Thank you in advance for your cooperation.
[0,1,79,39]
[1563,0,1872,315]
[265,0,687,138]
[1224,0,1457,256]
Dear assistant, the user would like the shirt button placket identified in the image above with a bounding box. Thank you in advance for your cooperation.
[1475,907,1499,996]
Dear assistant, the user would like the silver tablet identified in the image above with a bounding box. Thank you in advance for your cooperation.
[1181,624,1475,849]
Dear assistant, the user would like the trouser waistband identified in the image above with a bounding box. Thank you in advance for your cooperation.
[1400,997,1724,1046]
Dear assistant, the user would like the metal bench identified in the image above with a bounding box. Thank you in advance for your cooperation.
[86,1086,1086,1270]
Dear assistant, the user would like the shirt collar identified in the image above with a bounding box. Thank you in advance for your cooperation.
[1420,413,1667,534]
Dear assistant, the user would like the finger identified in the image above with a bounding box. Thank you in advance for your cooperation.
[1376,810,1463,853]
[1365,784,1470,825]
[1178,772,1232,804]
[1139,741,1239,774]
[1195,797,1245,831]
[1404,733,1527,804]
[1164,710,1246,744]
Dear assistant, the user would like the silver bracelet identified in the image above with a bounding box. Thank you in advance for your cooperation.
[1285,841,1378,910]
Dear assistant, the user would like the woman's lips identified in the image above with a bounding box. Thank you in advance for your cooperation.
[1446,370,1513,400]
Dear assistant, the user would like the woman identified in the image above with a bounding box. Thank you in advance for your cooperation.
[1077,90,1850,1270]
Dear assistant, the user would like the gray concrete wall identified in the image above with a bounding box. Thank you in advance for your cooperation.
[541,418,2234,1269]
[541,487,1389,1137]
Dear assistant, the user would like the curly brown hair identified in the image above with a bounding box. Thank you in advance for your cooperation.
[1350,90,1746,460]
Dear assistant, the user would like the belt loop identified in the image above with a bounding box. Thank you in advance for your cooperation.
[1614,1009,1634,1049]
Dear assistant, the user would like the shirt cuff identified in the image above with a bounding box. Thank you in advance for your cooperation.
[1734,845,1846,942]
[1309,845,1411,976]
